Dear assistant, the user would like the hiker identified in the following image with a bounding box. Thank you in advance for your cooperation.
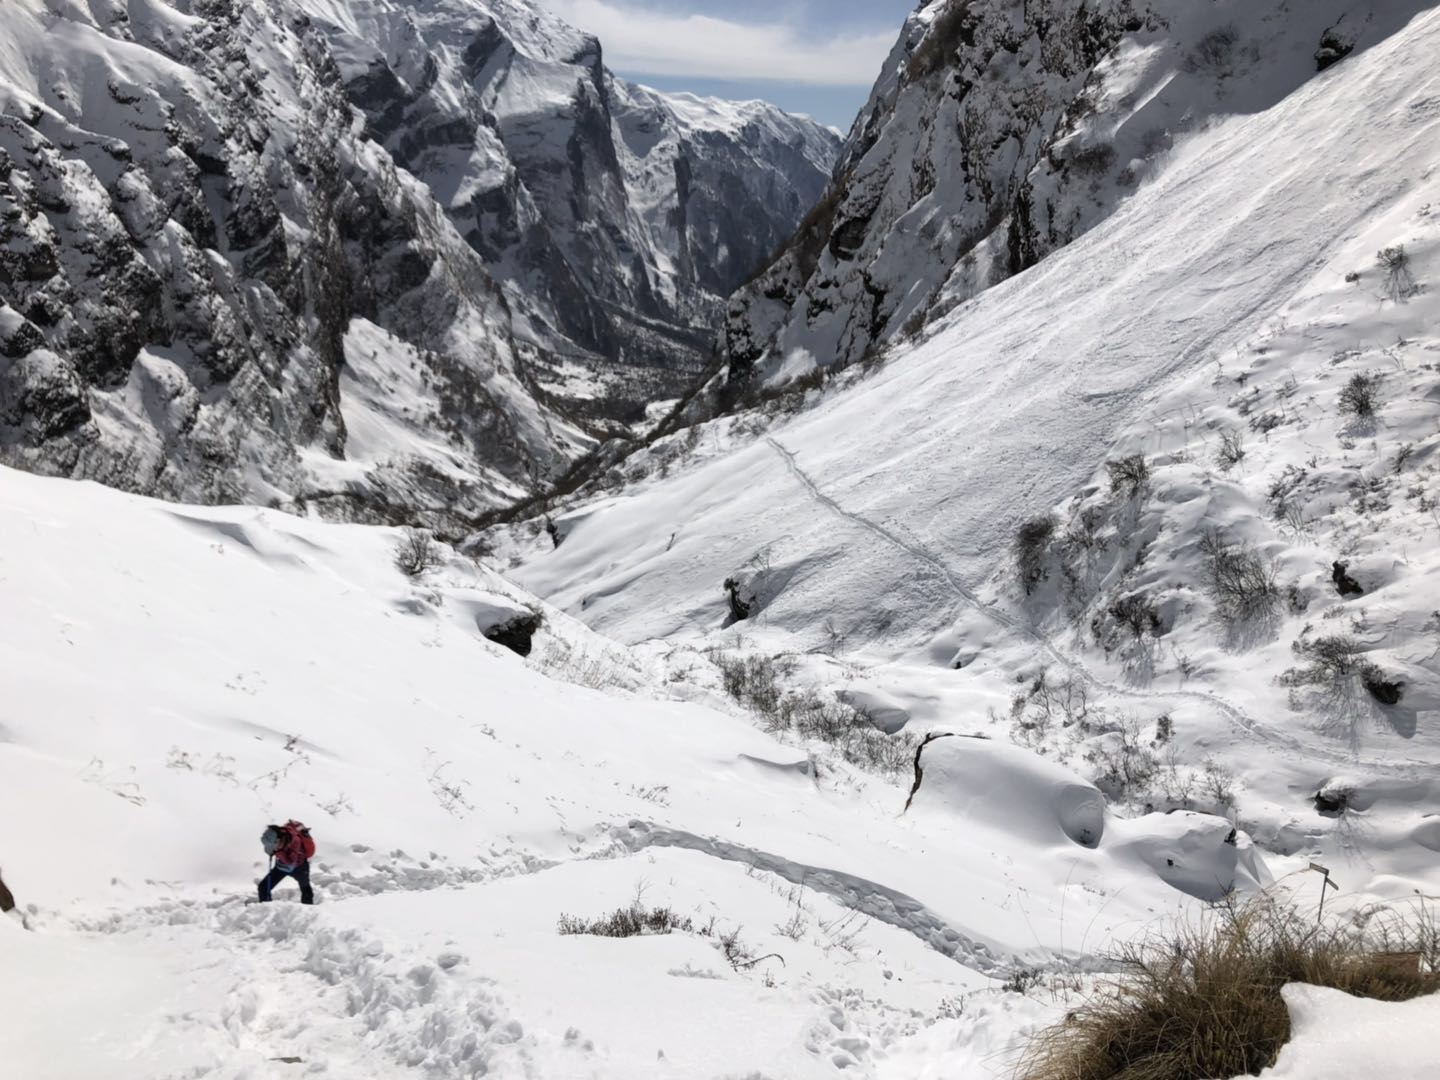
[258,820,316,905]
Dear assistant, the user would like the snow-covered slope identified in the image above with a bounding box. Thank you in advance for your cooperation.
[503,0,1440,909]
[0,0,837,523]
[718,0,1430,396]
[1,462,1274,1077]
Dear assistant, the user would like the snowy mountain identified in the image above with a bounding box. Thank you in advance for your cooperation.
[503,0,1440,925]
[716,0,1428,398]
[0,464,1278,1077]
[0,0,837,525]
[307,0,840,417]
[6,0,1440,1076]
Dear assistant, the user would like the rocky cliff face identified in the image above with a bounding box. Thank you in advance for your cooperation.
[317,0,839,420]
[719,0,1411,405]
[720,0,1158,398]
[0,0,837,523]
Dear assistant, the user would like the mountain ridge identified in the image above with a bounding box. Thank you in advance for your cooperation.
[0,0,839,524]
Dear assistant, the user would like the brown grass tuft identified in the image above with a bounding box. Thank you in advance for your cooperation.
[1018,898,1440,1080]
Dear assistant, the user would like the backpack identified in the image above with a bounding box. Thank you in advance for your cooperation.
[261,821,316,861]
[286,820,317,860]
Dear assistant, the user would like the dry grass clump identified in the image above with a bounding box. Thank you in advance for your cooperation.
[1019,898,1440,1080]
[557,902,694,938]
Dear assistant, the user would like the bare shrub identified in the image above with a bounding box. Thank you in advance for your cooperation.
[1015,515,1058,595]
[1338,372,1381,420]
[1109,594,1164,640]
[1280,633,1367,686]
[558,902,694,938]
[1018,898,1440,1080]
[1087,715,1159,801]
[1279,634,1403,704]
[424,751,473,818]
[1377,245,1417,302]
[1063,505,1109,556]
[394,527,442,577]
[1184,24,1241,76]
[710,651,916,776]
[1215,429,1246,471]
[1198,529,1279,625]
[711,651,793,720]
[1265,465,1308,521]
[1003,968,1044,995]
[1009,672,1092,748]
[1105,455,1150,498]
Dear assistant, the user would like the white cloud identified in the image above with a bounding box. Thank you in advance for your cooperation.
[547,0,895,86]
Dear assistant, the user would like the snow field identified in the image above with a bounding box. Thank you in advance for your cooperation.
[2,462,1299,1077]
[505,3,1440,914]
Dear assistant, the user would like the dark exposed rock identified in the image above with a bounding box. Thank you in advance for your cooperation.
[1314,786,1349,816]
[484,612,543,657]
[1316,27,1355,71]
[1363,672,1404,706]
[1332,561,1364,597]
[724,577,753,624]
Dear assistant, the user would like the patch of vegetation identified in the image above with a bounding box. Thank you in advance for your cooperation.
[1279,633,1405,705]
[1215,428,1246,471]
[558,902,695,938]
[1184,24,1243,77]
[711,651,917,776]
[1015,515,1059,596]
[1105,455,1150,498]
[1198,529,1280,626]
[1108,593,1164,641]
[1006,672,1093,749]
[393,527,442,577]
[1087,715,1160,802]
[1018,899,1440,1080]
[1377,245,1417,302]
[1280,633,1368,685]
[1338,372,1381,420]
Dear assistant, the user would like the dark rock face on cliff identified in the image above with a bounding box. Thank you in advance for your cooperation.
[720,0,1154,399]
[0,0,838,523]
[717,0,1404,403]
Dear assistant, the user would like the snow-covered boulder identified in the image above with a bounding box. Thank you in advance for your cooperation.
[909,735,1106,848]
[1107,810,1263,901]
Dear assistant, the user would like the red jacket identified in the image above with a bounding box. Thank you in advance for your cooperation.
[275,823,315,867]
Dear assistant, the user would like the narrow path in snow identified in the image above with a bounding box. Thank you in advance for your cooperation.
[619,820,1050,977]
[70,895,550,1078]
[765,437,1423,778]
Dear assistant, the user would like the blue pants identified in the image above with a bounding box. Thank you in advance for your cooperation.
[258,860,314,904]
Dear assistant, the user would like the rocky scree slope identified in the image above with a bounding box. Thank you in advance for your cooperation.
[715,0,1421,402]
[0,0,837,525]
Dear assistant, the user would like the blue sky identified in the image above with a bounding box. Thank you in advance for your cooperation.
[548,0,918,129]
